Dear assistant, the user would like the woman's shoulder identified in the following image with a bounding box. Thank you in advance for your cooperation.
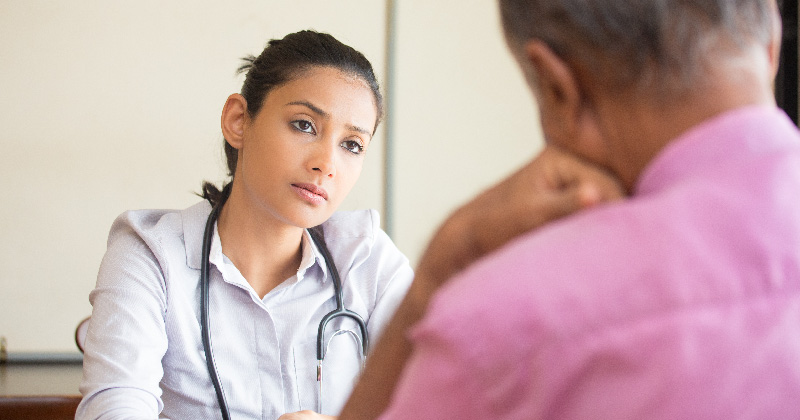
[320,208,381,241]
[319,209,410,273]
[319,208,407,266]
[107,200,209,250]
[100,201,210,285]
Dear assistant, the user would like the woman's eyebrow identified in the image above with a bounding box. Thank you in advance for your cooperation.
[287,100,328,118]
[348,124,371,136]
[288,100,371,136]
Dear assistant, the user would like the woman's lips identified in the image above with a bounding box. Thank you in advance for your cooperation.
[291,183,328,205]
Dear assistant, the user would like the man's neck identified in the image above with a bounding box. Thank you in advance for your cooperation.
[599,70,776,192]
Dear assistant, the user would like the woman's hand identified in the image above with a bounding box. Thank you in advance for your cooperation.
[277,410,336,420]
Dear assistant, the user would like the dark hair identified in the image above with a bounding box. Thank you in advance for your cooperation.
[200,30,384,207]
[498,0,775,96]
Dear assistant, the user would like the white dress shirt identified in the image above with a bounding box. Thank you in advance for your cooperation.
[76,201,413,420]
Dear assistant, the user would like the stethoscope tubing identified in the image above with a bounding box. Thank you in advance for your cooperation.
[201,191,232,420]
[308,227,370,362]
[199,186,369,418]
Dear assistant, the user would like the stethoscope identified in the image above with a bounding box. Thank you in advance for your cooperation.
[199,185,369,419]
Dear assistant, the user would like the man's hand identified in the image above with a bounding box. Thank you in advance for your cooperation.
[338,146,624,420]
[277,410,336,420]
[417,145,624,286]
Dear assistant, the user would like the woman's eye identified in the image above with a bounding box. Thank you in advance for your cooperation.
[341,140,364,155]
[291,120,315,134]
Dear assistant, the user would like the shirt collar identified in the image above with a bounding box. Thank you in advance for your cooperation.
[298,228,330,284]
[182,200,213,270]
[181,200,330,284]
[634,105,796,196]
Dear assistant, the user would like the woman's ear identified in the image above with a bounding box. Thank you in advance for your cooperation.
[221,94,248,150]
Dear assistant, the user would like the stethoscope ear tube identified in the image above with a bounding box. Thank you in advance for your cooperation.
[201,187,232,420]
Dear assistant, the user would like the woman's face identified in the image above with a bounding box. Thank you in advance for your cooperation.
[235,66,378,229]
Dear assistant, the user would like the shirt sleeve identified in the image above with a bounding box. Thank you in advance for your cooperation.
[376,298,491,420]
[376,252,538,420]
[76,214,170,420]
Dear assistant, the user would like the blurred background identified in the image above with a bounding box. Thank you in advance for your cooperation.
[0,0,796,355]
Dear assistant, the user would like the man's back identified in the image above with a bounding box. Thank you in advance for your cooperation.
[322,3,799,420]
[380,106,800,419]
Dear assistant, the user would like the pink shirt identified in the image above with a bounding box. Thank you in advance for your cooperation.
[380,106,800,419]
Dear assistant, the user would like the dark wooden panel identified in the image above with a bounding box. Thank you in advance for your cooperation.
[0,396,81,420]
[0,361,82,419]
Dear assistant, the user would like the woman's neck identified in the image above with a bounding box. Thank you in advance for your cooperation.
[215,186,305,299]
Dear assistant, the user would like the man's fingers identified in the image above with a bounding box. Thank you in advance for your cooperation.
[541,187,590,220]
[537,182,612,224]
[538,146,623,195]
[577,184,603,208]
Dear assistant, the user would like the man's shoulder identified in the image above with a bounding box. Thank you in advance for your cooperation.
[423,203,638,335]
[468,201,637,287]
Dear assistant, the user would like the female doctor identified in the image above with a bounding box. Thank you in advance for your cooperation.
[76,30,413,420]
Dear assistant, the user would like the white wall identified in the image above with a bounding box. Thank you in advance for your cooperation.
[0,0,544,353]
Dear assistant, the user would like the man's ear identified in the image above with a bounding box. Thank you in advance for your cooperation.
[221,94,248,150]
[767,0,782,80]
[521,40,583,145]
[520,40,610,167]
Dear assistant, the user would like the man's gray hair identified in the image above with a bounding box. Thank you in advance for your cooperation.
[499,0,776,94]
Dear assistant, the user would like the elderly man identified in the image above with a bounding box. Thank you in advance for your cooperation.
[283,1,800,419]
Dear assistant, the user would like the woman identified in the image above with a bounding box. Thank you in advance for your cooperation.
[76,30,413,420]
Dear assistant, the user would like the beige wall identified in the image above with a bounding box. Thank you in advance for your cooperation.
[388,0,543,264]
[0,0,544,353]
[0,0,388,353]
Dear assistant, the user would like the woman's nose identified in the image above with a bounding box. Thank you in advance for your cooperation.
[310,142,336,178]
